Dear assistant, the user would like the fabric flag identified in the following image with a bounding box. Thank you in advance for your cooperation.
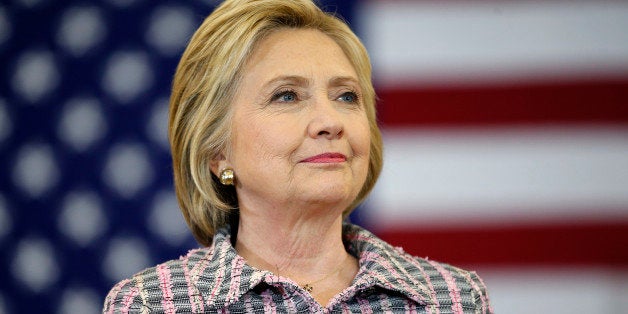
[355,1,628,313]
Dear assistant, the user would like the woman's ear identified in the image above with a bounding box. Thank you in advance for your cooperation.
[210,153,227,177]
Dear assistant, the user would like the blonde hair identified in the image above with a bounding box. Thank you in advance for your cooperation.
[169,0,383,246]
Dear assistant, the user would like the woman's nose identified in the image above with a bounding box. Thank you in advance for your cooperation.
[307,99,344,140]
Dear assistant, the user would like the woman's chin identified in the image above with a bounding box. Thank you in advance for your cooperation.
[289,170,363,208]
[293,185,356,210]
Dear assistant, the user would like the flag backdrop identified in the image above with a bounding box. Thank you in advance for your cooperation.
[1,0,627,313]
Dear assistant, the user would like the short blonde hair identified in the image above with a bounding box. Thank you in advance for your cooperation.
[169,0,383,246]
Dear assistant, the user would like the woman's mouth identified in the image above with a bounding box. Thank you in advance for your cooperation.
[301,152,347,163]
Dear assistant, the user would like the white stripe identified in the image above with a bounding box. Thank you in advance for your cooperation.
[366,126,628,228]
[357,1,628,86]
[481,267,628,314]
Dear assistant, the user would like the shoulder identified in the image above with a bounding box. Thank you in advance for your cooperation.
[383,243,493,313]
[344,223,492,313]
[102,247,214,313]
[407,254,492,312]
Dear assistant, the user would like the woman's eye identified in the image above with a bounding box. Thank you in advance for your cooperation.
[337,91,359,103]
[271,90,298,103]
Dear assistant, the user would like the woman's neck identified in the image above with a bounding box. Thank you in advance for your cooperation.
[235,209,347,272]
[234,206,358,306]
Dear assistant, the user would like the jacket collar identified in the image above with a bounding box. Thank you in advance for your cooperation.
[192,223,437,309]
[342,223,437,306]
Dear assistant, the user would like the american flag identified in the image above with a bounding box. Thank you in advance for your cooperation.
[1,0,626,313]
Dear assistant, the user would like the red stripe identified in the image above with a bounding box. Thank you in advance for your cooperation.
[374,222,628,268]
[377,79,628,127]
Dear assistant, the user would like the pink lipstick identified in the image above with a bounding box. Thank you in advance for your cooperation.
[301,152,346,163]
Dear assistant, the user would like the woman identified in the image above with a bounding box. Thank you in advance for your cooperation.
[104,0,492,312]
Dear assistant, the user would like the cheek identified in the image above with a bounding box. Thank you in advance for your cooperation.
[232,124,266,164]
[352,120,372,181]
[232,115,298,165]
[350,118,371,158]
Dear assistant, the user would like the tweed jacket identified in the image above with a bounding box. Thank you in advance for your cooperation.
[103,223,492,313]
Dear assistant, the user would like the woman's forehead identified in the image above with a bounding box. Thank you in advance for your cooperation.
[242,28,358,83]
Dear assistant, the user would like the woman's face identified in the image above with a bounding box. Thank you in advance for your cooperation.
[224,28,370,213]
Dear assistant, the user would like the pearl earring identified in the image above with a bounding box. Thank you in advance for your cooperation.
[219,168,234,185]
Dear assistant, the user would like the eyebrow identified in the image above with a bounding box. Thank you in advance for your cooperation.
[262,75,360,89]
[262,75,310,89]
[329,76,360,88]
